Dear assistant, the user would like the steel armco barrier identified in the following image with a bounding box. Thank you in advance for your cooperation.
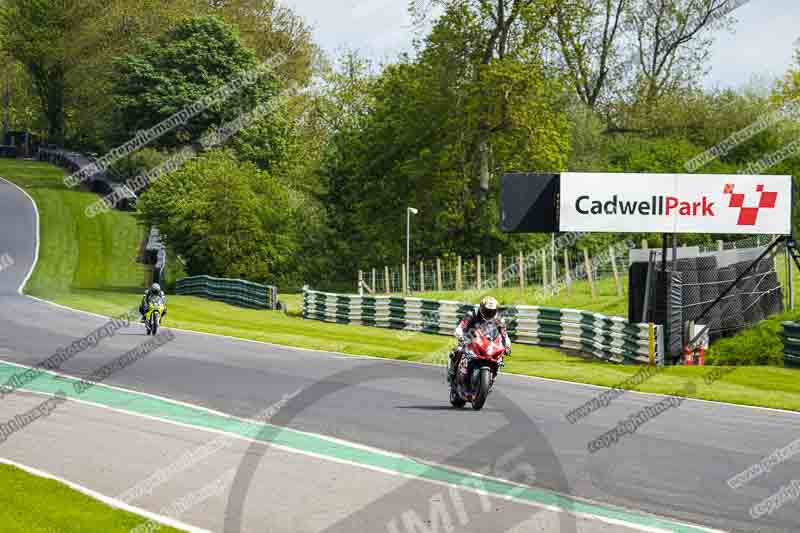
[783,322,800,368]
[303,289,663,365]
[176,275,278,310]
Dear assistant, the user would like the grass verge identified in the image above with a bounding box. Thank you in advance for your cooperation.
[0,463,185,533]
[416,274,628,317]
[3,158,800,412]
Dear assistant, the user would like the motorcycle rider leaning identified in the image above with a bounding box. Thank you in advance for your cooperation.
[140,283,167,323]
[447,296,511,383]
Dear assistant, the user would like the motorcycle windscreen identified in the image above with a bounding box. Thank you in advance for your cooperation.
[477,322,505,359]
[478,321,500,340]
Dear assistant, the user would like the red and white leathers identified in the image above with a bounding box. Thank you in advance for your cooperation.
[448,310,511,382]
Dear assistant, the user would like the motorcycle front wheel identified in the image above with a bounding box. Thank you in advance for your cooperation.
[449,385,466,408]
[471,367,492,411]
[150,312,159,336]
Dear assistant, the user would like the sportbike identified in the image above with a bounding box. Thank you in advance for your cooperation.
[449,321,506,411]
[144,296,166,336]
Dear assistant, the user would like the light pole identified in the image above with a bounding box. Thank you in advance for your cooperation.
[407,207,418,294]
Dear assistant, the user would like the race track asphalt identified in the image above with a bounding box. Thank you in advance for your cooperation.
[0,176,799,533]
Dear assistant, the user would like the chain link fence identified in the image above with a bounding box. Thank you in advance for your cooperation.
[631,235,788,346]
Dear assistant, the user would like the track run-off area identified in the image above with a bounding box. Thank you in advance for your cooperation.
[0,175,798,532]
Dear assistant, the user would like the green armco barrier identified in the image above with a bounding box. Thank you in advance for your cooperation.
[303,289,662,365]
[783,322,800,368]
[176,275,278,310]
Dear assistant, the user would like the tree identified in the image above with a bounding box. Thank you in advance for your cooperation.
[65,0,204,149]
[775,48,800,104]
[624,0,739,104]
[137,149,297,282]
[553,0,628,110]
[0,0,93,143]
[0,0,209,147]
[0,51,43,136]
[203,0,317,85]
[318,15,570,281]
[411,0,559,204]
[111,16,280,148]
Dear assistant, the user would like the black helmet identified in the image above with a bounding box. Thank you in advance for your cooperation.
[479,296,498,320]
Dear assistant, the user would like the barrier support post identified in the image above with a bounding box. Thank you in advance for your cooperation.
[564,249,572,295]
[584,249,596,300]
[610,245,623,296]
[541,250,548,294]
[497,254,503,289]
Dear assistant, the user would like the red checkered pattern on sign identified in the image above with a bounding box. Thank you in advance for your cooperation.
[738,207,759,226]
[759,191,777,208]
[722,183,779,226]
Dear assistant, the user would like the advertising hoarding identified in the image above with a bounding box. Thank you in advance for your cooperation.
[559,172,792,235]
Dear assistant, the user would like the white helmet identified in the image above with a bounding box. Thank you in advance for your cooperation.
[150,283,161,293]
[479,296,498,320]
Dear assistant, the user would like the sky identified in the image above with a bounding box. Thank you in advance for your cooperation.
[285,0,800,90]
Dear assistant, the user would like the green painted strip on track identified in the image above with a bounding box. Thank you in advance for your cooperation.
[0,361,718,533]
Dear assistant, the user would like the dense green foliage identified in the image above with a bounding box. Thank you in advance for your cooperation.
[706,316,788,367]
[111,16,279,148]
[6,157,800,410]
[2,0,800,296]
[137,150,298,283]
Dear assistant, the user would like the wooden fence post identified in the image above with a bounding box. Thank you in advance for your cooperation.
[717,240,724,252]
[476,255,482,290]
[584,249,596,300]
[497,254,503,288]
[358,270,364,296]
[541,249,548,294]
[437,258,442,291]
[641,239,648,250]
[420,261,425,292]
[457,256,463,291]
[384,266,390,294]
[564,249,572,295]
[518,252,524,290]
[610,246,623,296]
[371,268,376,294]
[402,264,407,295]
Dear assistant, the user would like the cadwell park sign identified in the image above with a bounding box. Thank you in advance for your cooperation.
[559,172,792,235]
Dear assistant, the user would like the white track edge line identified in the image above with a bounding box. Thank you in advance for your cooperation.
[0,178,727,532]
[19,292,800,418]
[3,174,795,418]
[7,387,726,533]
[0,457,212,533]
[0,177,40,295]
